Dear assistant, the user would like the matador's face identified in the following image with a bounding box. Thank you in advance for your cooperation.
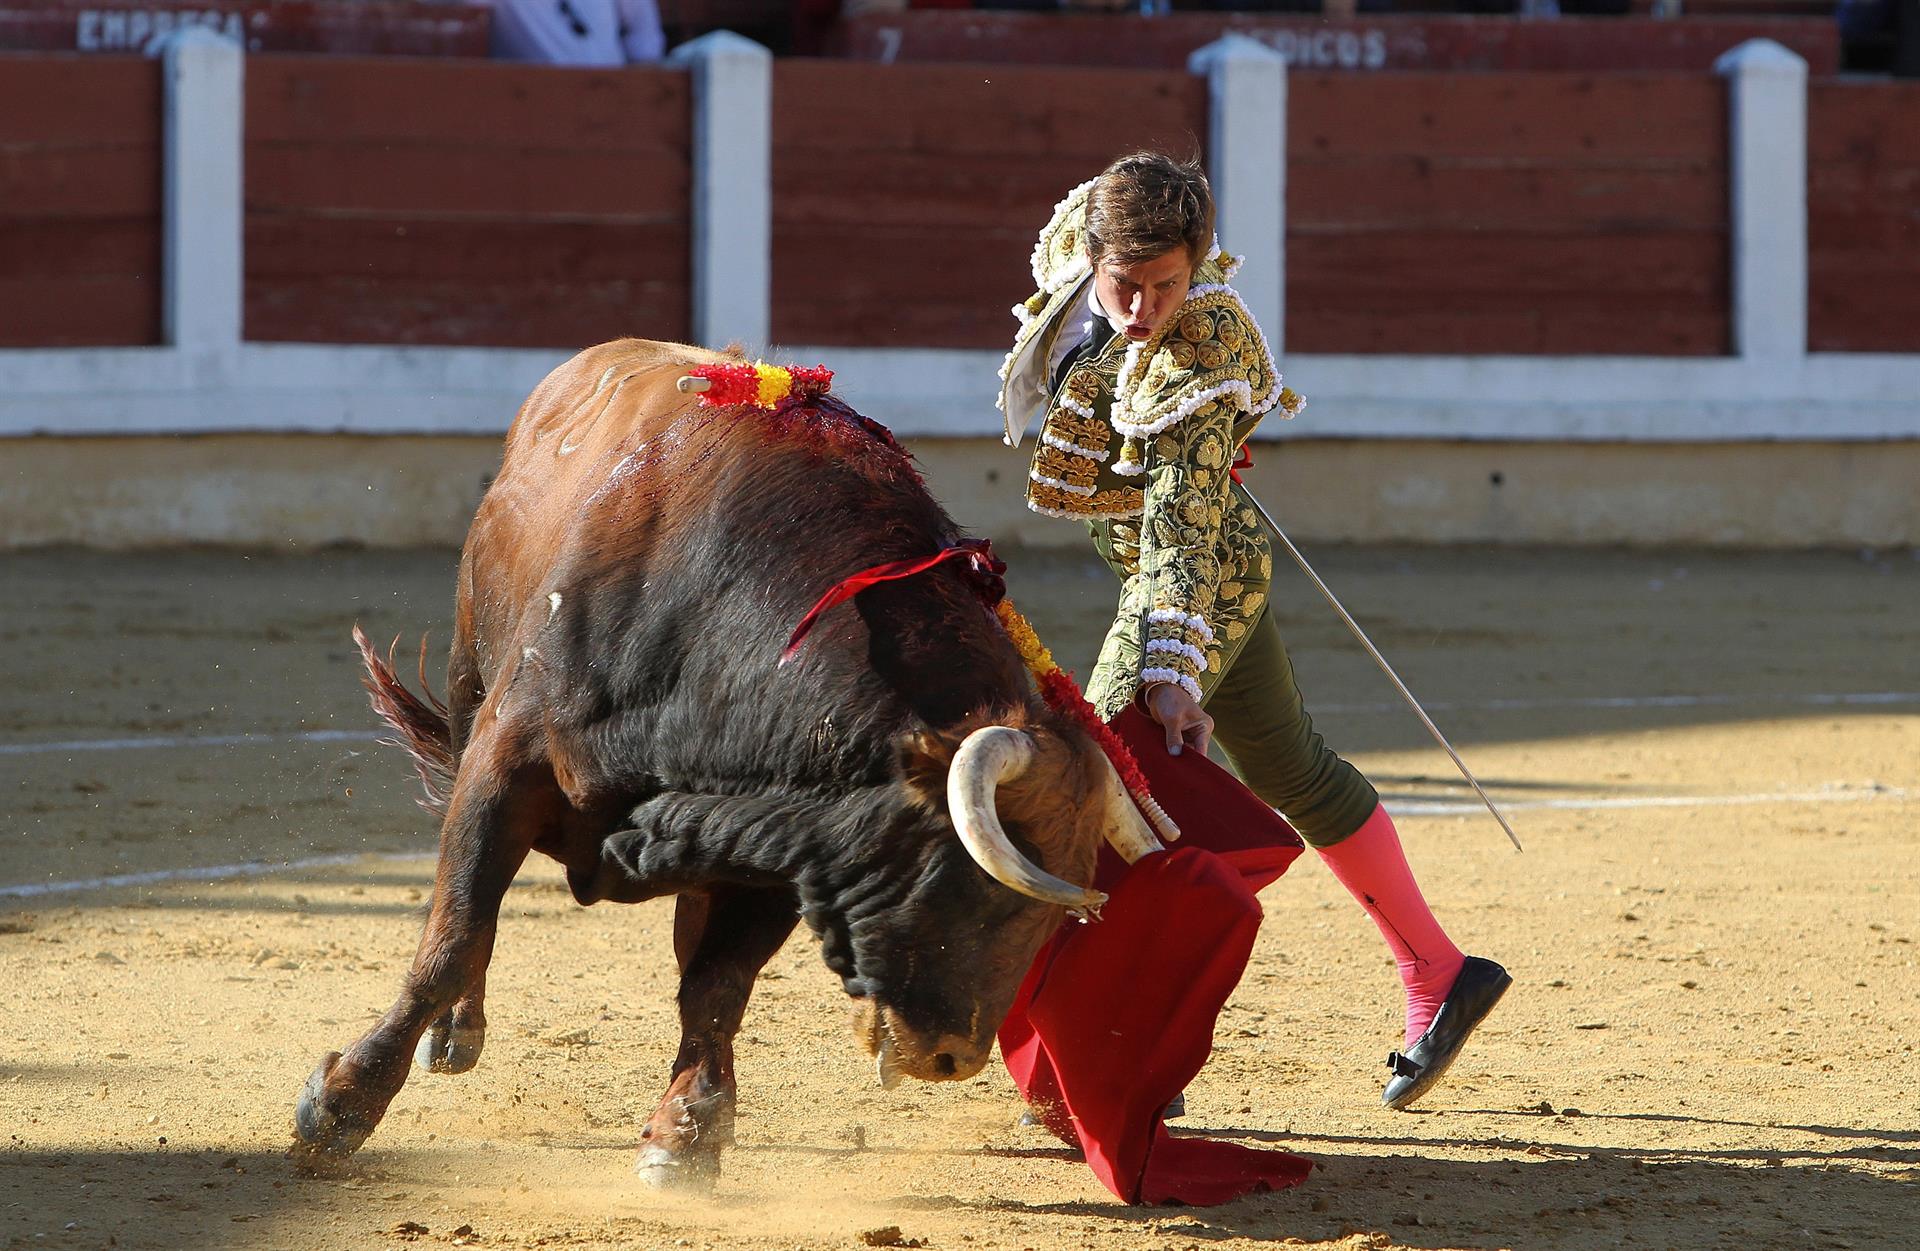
[1092,248,1195,344]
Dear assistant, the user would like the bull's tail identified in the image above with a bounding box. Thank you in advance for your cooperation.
[352,624,455,817]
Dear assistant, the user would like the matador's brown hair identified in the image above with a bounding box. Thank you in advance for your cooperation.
[1084,151,1214,268]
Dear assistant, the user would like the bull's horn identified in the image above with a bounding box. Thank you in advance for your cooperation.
[948,726,1106,913]
[1097,756,1167,864]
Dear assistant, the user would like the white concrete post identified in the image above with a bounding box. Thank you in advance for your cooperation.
[1189,34,1287,355]
[1715,39,1808,363]
[670,31,772,352]
[161,28,244,355]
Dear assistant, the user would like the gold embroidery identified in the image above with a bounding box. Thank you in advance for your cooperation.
[1034,444,1100,489]
[1065,368,1101,406]
[1048,408,1110,453]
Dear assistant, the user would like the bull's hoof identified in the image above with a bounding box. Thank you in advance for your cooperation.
[633,1144,719,1193]
[291,1052,374,1162]
[414,1017,485,1074]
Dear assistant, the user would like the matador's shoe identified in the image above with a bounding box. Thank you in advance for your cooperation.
[1383,956,1511,1111]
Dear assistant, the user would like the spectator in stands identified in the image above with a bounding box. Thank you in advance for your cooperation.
[490,0,665,64]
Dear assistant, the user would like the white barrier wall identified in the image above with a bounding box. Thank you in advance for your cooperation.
[2,34,1917,548]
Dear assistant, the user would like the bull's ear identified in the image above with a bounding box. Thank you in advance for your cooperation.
[896,727,957,813]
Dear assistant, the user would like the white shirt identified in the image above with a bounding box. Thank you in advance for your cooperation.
[1045,281,1122,389]
[490,0,663,66]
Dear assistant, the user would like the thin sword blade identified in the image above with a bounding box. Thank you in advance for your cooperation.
[1243,489,1524,853]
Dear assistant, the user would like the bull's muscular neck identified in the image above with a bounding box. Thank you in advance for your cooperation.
[574,780,937,925]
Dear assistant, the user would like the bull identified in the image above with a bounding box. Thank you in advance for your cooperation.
[291,339,1161,1184]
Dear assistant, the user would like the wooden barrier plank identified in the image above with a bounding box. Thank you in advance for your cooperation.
[773,61,1205,162]
[770,300,1020,351]
[245,276,690,348]
[0,54,158,143]
[1807,81,1920,164]
[774,153,1123,230]
[247,216,691,283]
[0,276,159,346]
[1290,232,1727,298]
[1290,158,1725,233]
[775,226,1030,299]
[0,55,159,346]
[770,60,1204,347]
[1283,71,1725,354]
[1808,80,1920,352]
[246,217,692,345]
[245,59,689,148]
[1291,229,1726,355]
[0,146,160,218]
[773,223,1035,349]
[1289,307,1730,356]
[1290,73,1725,162]
[0,219,158,277]
[243,55,690,348]
[246,145,689,218]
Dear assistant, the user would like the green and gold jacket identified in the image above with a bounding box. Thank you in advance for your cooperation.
[997,179,1303,719]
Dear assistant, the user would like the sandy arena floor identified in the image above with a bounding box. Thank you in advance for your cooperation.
[1,541,1915,1251]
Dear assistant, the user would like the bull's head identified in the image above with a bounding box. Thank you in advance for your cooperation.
[839,716,1163,1088]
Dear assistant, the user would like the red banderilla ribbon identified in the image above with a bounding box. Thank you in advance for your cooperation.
[780,539,1006,664]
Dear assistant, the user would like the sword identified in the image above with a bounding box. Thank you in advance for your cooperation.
[1240,489,1525,853]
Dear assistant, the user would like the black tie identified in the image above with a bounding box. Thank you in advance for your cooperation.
[1050,327,1107,398]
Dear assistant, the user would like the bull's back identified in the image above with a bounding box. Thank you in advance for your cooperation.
[504,338,738,482]
[460,341,739,647]
[454,337,1025,787]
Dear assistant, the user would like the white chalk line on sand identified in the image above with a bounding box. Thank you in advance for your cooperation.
[1387,784,1909,818]
[1317,691,1920,715]
[2,691,1916,761]
[0,728,384,758]
[2,786,1908,901]
[0,851,432,900]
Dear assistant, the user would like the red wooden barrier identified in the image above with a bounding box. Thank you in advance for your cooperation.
[1288,73,1729,355]
[771,61,1207,349]
[1808,80,1920,354]
[244,58,692,348]
[0,54,160,347]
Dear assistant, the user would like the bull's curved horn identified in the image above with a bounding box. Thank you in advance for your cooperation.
[1097,756,1167,864]
[948,727,1106,913]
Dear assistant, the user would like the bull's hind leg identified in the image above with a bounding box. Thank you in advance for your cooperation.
[636,885,798,1189]
[413,589,495,1076]
[294,741,563,1161]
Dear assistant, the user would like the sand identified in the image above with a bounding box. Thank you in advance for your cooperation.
[2,542,1915,1251]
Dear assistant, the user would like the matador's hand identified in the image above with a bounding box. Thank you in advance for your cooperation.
[1144,682,1213,758]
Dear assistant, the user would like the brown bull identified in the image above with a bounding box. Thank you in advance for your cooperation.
[292,340,1159,1185]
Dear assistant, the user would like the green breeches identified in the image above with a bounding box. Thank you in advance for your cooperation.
[1081,512,1378,848]
[1203,603,1379,848]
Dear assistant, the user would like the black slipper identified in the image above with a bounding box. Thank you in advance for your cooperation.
[1382,955,1512,1111]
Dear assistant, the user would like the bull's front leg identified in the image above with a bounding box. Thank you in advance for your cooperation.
[637,885,798,1189]
[415,970,489,1074]
[293,747,560,1163]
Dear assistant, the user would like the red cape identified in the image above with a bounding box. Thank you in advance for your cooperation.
[997,705,1315,1205]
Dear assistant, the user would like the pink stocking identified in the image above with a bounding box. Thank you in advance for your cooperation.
[1315,804,1466,1045]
